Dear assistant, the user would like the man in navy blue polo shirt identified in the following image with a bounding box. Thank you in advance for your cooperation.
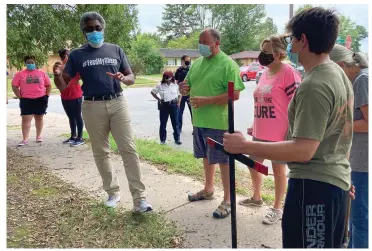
[53,11,152,213]
[175,55,192,133]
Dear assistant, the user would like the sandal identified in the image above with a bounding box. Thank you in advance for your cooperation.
[239,197,263,207]
[188,189,214,202]
[213,201,231,219]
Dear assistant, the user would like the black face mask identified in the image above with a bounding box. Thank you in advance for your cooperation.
[184,61,190,66]
[258,52,274,66]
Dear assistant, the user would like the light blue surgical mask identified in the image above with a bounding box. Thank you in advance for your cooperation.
[86,31,104,48]
[286,43,303,66]
[198,44,212,57]
[26,64,36,71]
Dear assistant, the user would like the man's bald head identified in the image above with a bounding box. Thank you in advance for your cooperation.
[200,28,221,42]
[198,28,221,58]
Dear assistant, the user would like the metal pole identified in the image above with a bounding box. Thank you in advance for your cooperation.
[227,81,237,248]
[289,4,294,19]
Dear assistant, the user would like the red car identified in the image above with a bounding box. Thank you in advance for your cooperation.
[239,63,265,82]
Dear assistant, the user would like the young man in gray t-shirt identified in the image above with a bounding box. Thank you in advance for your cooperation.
[223,7,355,248]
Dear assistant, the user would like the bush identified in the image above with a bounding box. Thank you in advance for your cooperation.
[128,34,164,76]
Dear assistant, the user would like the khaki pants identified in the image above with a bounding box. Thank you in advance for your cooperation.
[82,96,145,202]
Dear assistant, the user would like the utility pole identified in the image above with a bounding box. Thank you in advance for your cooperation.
[289,4,294,19]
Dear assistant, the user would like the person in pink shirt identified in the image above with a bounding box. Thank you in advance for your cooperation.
[240,35,302,225]
[12,56,52,146]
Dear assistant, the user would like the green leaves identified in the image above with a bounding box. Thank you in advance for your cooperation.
[128,34,164,75]
[158,4,273,55]
[7,4,139,70]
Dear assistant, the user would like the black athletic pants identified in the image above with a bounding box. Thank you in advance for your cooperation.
[282,178,349,248]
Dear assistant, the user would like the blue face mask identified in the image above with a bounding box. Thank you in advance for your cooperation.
[26,64,36,71]
[286,43,302,66]
[198,44,212,57]
[86,31,104,48]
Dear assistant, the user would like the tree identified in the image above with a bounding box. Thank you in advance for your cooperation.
[128,34,164,75]
[157,4,198,41]
[7,4,76,69]
[338,16,368,51]
[166,31,200,49]
[295,5,368,51]
[7,4,139,70]
[255,17,278,49]
[219,5,266,55]
[207,4,233,30]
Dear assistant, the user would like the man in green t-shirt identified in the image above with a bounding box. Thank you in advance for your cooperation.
[179,28,245,219]
[223,7,354,248]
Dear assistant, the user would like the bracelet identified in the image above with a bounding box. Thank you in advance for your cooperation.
[54,73,62,77]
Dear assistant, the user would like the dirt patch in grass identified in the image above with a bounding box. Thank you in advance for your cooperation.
[6,148,182,248]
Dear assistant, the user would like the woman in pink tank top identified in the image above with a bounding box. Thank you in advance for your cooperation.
[240,35,302,225]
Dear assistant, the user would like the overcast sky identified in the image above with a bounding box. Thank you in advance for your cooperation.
[137,4,369,52]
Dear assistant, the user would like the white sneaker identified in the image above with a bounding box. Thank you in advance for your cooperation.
[133,199,153,213]
[262,207,282,225]
[104,195,121,208]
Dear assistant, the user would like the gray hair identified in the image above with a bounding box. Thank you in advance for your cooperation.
[330,44,368,69]
[203,28,221,42]
[80,12,106,31]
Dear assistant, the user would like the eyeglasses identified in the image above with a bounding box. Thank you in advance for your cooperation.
[83,26,103,33]
[284,35,294,44]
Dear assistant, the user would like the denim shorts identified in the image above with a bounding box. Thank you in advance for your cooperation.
[193,127,229,165]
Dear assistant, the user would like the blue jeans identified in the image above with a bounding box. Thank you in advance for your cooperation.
[62,97,84,138]
[348,171,369,248]
[178,95,192,132]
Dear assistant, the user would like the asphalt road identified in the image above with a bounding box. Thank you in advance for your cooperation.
[8,81,282,174]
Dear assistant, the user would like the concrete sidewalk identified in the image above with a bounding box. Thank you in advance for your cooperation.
[7,108,282,248]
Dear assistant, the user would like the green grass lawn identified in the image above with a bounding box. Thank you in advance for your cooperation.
[147,74,163,79]
[63,131,276,204]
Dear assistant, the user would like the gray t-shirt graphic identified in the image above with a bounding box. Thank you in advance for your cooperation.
[64,43,130,97]
[350,68,368,173]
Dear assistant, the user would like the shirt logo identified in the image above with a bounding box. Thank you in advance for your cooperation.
[26,75,40,84]
[82,58,118,68]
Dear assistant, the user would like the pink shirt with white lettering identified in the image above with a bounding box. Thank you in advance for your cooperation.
[252,63,301,142]
[12,69,51,99]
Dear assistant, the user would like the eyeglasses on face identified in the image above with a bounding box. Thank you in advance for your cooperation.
[284,35,294,44]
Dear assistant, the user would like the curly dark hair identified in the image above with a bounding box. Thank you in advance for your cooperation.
[23,55,36,63]
[58,49,69,59]
[286,7,340,54]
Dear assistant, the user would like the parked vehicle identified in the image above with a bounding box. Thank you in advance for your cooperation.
[240,63,265,82]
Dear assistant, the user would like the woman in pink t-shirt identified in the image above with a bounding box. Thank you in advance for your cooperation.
[239,35,302,225]
[11,56,52,146]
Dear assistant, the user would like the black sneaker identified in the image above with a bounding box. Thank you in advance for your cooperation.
[63,137,76,144]
[175,140,182,145]
[70,138,85,147]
